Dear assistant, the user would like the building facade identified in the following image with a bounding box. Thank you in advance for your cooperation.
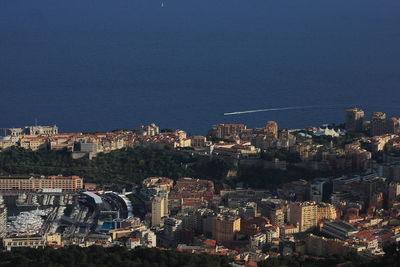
[0,196,7,237]
[0,175,83,191]
[289,202,336,232]
[3,236,46,251]
[6,125,58,137]
[151,192,168,227]
[212,216,241,242]
[346,108,364,132]
[370,112,387,136]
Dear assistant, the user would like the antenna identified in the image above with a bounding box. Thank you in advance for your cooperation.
[35,118,38,126]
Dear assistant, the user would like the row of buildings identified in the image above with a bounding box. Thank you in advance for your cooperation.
[0,171,399,265]
[346,108,400,136]
[133,172,400,265]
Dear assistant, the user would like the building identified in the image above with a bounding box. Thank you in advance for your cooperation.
[190,136,207,148]
[289,202,316,232]
[249,233,267,250]
[3,236,46,251]
[321,221,358,240]
[151,192,168,227]
[138,123,159,136]
[346,108,364,132]
[240,217,270,236]
[0,196,7,237]
[309,178,332,203]
[127,238,141,249]
[208,124,246,139]
[281,224,299,236]
[6,125,59,137]
[134,229,157,247]
[238,202,258,218]
[143,177,174,193]
[212,216,241,242]
[386,118,400,134]
[305,234,362,257]
[265,121,278,138]
[388,181,400,207]
[265,226,280,243]
[46,233,63,247]
[370,112,387,136]
[260,199,285,227]
[163,217,183,242]
[0,175,83,191]
[19,136,48,151]
[289,202,336,232]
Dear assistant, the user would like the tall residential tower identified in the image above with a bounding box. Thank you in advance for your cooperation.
[345,108,364,133]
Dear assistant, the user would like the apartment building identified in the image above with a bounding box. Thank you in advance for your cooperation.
[0,175,83,191]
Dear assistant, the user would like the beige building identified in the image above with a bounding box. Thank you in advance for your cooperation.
[3,236,46,251]
[289,202,336,232]
[143,177,174,193]
[19,136,48,151]
[0,175,83,191]
[212,216,241,242]
[46,233,62,246]
[306,234,363,257]
[265,121,278,138]
[151,192,168,227]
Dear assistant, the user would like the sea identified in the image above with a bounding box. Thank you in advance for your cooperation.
[1,0,400,135]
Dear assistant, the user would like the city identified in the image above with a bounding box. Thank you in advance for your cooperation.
[0,108,400,266]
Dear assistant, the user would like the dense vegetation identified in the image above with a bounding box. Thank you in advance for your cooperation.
[0,147,192,186]
[261,148,301,163]
[258,242,400,267]
[0,144,354,191]
[190,158,234,181]
[0,246,232,267]
[235,165,335,191]
[0,146,338,190]
[1,243,399,267]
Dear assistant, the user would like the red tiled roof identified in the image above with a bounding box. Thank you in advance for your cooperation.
[353,230,373,239]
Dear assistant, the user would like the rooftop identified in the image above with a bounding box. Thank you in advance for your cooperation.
[324,221,357,232]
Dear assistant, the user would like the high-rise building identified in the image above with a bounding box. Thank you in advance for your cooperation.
[212,216,241,242]
[151,192,168,227]
[289,202,336,232]
[386,118,400,134]
[370,112,387,136]
[0,196,7,237]
[289,202,316,232]
[345,108,364,132]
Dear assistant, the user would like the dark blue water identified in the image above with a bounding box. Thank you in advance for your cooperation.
[1,0,400,134]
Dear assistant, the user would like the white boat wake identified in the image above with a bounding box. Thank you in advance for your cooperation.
[224,105,319,115]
